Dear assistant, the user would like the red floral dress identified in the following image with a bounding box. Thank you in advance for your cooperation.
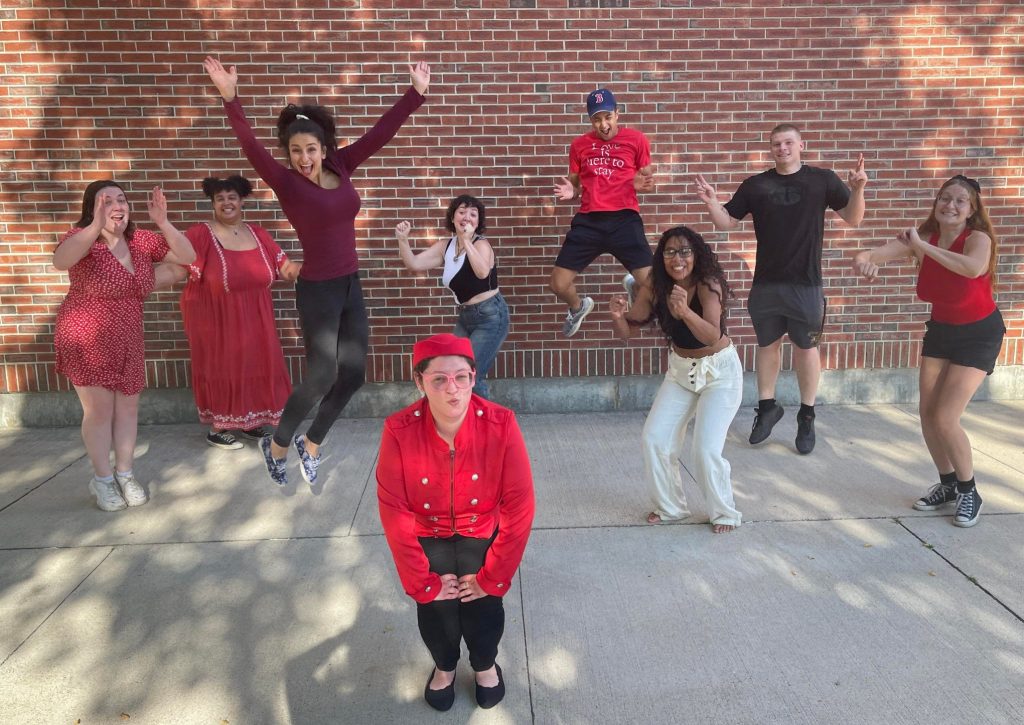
[54,228,169,395]
[180,223,292,429]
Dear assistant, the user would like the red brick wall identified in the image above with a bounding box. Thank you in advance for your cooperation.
[2,0,1022,394]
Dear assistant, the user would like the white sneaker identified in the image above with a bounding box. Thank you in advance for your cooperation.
[89,477,127,512]
[115,471,148,507]
[622,274,636,306]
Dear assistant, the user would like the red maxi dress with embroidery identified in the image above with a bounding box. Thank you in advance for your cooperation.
[180,223,292,429]
[54,228,169,396]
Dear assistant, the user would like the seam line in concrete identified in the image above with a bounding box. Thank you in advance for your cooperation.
[348,448,380,536]
[1,513,1021,552]
[517,568,536,724]
[0,454,87,515]
[896,518,1024,625]
[0,546,116,669]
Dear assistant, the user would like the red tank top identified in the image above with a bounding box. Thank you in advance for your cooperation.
[916,229,995,324]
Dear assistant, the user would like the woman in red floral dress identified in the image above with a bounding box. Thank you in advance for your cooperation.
[54,181,195,512]
[157,175,298,450]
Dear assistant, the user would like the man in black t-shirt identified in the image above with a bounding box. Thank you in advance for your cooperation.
[695,124,867,454]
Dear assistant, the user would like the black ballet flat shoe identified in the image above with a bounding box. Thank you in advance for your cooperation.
[424,668,456,712]
[475,663,505,709]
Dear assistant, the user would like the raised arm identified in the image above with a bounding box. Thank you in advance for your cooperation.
[203,56,288,188]
[836,153,868,227]
[335,62,429,173]
[904,227,991,279]
[394,221,445,272]
[634,164,655,193]
[694,175,741,231]
[147,188,196,265]
[852,234,917,282]
[554,173,581,202]
[53,193,107,270]
[609,284,655,341]
[672,282,723,346]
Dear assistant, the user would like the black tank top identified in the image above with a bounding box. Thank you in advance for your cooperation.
[663,296,720,350]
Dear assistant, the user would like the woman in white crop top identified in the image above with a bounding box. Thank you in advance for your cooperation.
[395,195,509,399]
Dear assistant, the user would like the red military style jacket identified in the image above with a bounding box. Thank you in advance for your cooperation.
[377,395,535,604]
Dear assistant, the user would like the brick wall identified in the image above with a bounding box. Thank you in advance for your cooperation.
[2,0,1022,394]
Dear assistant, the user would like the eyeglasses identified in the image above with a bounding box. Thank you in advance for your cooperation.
[424,370,475,391]
[663,247,693,258]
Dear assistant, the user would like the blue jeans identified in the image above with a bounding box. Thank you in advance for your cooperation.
[453,292,509,400]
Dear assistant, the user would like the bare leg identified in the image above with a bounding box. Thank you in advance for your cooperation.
[755,338,783,400]
[793,344,822,406]
[429,668,455,689]
[112,392,139,473]
[549,266,581,310]
[73,385,115,477]
[919,357,987,480]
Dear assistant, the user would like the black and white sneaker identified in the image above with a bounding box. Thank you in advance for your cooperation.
[953,488,983,528]
[239,426,268,440]
[207,430,243,450]
[913,482,957,511]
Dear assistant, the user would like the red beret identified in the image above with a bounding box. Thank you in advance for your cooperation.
[412,333,475,368]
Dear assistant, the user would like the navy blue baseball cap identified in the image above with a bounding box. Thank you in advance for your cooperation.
[586,88,617,117]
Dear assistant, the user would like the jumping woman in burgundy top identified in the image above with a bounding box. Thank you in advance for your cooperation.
[854,175,1004,528]
[203,56,430,487]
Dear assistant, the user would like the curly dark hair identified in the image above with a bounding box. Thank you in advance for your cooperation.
[201,175,253,199]
[649,226,734,339]
[275,104,338,152]
[76,180,135,239]
[444,194,487,235]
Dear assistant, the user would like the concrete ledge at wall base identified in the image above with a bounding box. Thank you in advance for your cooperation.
[2,366,1022,428]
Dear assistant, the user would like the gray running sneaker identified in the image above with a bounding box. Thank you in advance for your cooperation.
[622,274,637,306]
[562,296,595,338]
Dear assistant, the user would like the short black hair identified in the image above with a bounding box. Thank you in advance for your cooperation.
[444,194,487,235]
[201,175,253,199]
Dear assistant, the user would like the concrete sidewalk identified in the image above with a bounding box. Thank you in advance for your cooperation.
[1,402,1022,724]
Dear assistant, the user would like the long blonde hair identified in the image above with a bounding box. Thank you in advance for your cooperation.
[918,175,998,286]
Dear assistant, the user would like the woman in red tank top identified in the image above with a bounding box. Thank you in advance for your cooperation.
[852,175,1004,529]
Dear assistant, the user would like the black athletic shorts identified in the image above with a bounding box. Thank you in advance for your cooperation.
[554,210,653,272]
[747,282,825,349]
[922,308,1005,375]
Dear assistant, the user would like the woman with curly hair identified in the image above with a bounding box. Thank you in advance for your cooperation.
[156,175,299,450]
[611,226,743,532]
[853,175,1004,528]
[202,56,430,487]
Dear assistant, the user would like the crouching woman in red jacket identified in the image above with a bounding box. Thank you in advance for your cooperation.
[377,333,535,712]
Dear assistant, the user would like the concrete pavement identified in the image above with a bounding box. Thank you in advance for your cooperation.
[0,401,1022,724]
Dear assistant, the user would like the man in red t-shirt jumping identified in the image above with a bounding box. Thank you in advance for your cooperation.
[551,88,655,337]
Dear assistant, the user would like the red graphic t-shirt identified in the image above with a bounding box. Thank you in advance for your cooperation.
[569,127,651,213]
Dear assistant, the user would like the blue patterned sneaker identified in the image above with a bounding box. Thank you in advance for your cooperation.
[259,435,288,485]
[294,434,321,486]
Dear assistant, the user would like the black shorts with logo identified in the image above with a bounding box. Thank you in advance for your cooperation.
[747,282,825,349]
[555,210,653,272]
[922,309,1005,375]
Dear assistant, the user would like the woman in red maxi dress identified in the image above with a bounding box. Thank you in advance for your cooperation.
[157,175,299,450]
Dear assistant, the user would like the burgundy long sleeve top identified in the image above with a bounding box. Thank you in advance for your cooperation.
[223,87,424,281]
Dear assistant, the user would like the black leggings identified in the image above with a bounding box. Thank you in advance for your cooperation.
[416,534,504,672]
[273,274,368,448]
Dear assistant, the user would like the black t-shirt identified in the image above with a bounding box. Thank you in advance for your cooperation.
[723,165,851,286]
